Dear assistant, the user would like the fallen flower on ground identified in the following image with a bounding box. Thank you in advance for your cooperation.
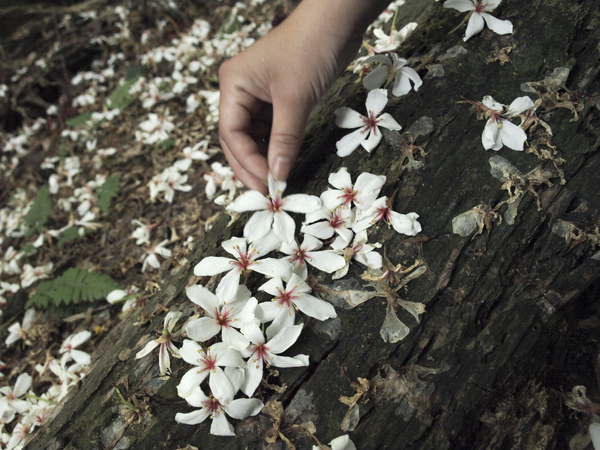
[335,89,402,157]
[362,53,422,97]
[240,322,309,397]
[321,167,386,211]
[444,0,513,42]
[477,95,534,151]
[353,197,422,236]
[135,311,182,376]
[226,172,321,243]
[175,369,263,436]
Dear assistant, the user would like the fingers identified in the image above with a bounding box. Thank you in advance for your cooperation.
[268,96,313,181]
[220,137,267,193]
[218,72,270,190]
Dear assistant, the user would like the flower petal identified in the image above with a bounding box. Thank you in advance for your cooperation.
[377,113,402,131]
[193,256,233,276]
[186,317,221,342]
[506,96,534,116]
[283,194,321,213]
[443,0,476,12]
[336,128,366,157]
[243,210,273,243]
[499,120,527,151]
[464,12,485,41]
[186,285,220,313]
[267,324,304,354]
[482,13,513,36]
[482,119,502,150]
[226,190,268,212]
[363,65,389,91]
[226,398,264,420]
[365,88,389,116]
[335,107,364,128]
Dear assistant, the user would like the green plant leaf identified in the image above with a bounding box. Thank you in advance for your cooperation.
[24,186,52,236]
[26,268,120,309]
[96,174,121,215]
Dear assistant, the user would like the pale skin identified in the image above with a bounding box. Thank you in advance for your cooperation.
[218,0,392,193]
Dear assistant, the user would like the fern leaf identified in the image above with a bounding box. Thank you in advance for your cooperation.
[96,174,121,215]
[24,186,52,236]
[26,268,120,309]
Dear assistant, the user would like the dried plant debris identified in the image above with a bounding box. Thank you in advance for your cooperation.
[521,67,584,121]
[552,219,600,253]
[339,363,443,431]
[451,203,501,238]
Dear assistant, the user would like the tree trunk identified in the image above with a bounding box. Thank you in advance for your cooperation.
[27,0,600,448]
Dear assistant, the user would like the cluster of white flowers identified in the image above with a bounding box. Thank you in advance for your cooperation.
[135,161,421,435]
[1,328,92,449]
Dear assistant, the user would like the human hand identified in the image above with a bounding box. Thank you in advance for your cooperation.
[218,0,381,192]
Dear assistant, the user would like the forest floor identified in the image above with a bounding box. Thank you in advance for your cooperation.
[0,0,309,445]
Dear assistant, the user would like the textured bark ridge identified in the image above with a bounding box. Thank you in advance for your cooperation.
[27,0,600,448]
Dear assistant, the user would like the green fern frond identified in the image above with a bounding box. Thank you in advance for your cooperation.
[26,268,120,309]
[24,186,52,236]
[96,174,121,215]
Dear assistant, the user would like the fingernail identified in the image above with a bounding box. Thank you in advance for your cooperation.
[273,156,292,181]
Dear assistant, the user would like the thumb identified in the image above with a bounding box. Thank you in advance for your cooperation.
[268,97,313,181]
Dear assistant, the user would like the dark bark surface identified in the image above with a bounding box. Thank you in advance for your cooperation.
[26,0,600,448]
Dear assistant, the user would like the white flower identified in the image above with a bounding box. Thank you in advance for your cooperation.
[131,219,154,245]
[142,240,172,272]
[59,330,92,368]
[106,285,140,312]
[136,113,175,144]
[5,309,36,347]
[176,341,244,398]
[175,370,263,436]
[257,273,337,339]
[479,95,534,151]
[20,263,53,288]
[353,197,422,236]
[0,373,32,414]
[279,234,347,280]
[321,167,386,211]
[444,0,513,42]
[335,89,401,157]
[363,53,422,97]
[194,236,292,302]
[227,172,321,244]
[148,166,192,203]
[240,322,309,396]
[135,311,182,376]
[302,206,355,250]
[185,282,256,349]
[371,22,417,52]
[313,434,357,450]
[332,230,383,280]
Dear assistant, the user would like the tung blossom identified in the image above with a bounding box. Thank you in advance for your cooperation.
[193,236,292,302]
[240,322,309,397]
[363,53,422,97]
[353,197,422,236]
[257,273,337,339]
[479,95,535,151]
[280,234,347,280]
[175,369,263,436]
[185,282,256,349]
[321,167,386,211]
[59,330,92,369]
[335,88,401,157]
[135,311,182,376]
[444,0,513,42]
[226,173,321,244]
[177,341,244,398]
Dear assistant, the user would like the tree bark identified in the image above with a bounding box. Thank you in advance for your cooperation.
[27,0,600,448]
